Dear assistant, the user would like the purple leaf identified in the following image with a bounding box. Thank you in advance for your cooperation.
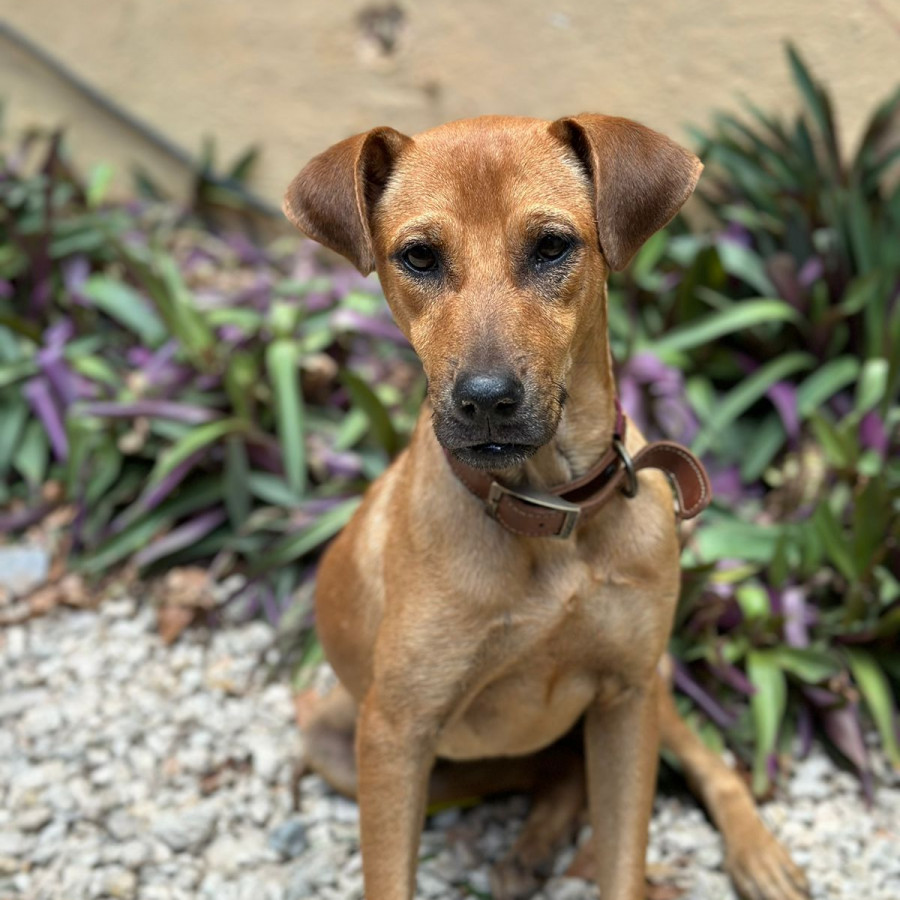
[797,702,814,759]
[654,396,699,444]
[109,450,206,536]
[798,257,824,287]
[247,440,284,474]
[767,253,803,308]
[719,222,753,249]
[80,401,220,424]
[133,508,227,568]
[24,376,68,460]
[708,465,743,503]
[62,256,91,305]
[301,291,332,312]
[617,376,646,433]
[716,596,744,631]
[782,586,810,648]
[224,232,268,266]
[329,266,381,297]
[804,685,841,709]
[37,321,95,407]
[330,309,408,345]
[820,703,872,803]
[766,381,800,440]
[141,341,180,384]
[710,658,757,696]
[859,411,888,456]
[0,502,56,533]
[261,585,282,625]
[673,660,739,729]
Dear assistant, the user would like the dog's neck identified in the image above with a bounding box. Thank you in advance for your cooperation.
[504,305,618,491]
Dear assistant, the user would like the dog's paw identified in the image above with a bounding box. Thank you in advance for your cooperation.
[726,830,809,900]
[489,855,543,900]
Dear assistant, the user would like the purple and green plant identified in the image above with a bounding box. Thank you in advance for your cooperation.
[1,45,898,795]
[0,128,423,621]
[613,44,900,794]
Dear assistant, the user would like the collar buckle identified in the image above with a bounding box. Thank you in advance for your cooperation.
[486,481,582,539]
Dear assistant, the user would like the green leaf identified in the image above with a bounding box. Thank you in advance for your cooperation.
[340,370,400,456]
[0,395,28,478]
[855,358,888,414]
[79,478,223,574]
[84,439,124,507]
[852,478,889,578]
[86,162,116,208]
[808,412,855,468]
[740,414,785,482]
[224,351,258,422]
[736,583,769,620]
[267,339,306,495]
[689,517,785,564]
[786,43,841,178]
[334,407,370,451]
[715,241,777,295]
[796,357,860,416]
[0,359,38,389]
[154,254,216,359]
[648,299,798,356]
[692,353,814,455]
[772,647,841,684]
[12,420,49,487]
[812,501,858,582]
[846,649,900,768]
[747,650,787,796]
[225,437,251,528]
[148,418,247,486]
[250,497,361,573]
[247,473,305,508]
[81,276,168,346]
[69,354,120,388]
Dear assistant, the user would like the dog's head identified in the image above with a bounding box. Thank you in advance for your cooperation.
[284,115,701,469]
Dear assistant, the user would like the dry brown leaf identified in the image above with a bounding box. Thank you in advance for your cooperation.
[157,604,196,644]
[58,573,91,608]
[161,566,215,609]
[27,584,62,616]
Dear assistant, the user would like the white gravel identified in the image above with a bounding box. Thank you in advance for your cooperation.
[1,595,898,900]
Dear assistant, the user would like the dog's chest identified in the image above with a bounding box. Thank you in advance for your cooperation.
[434,557,648,760]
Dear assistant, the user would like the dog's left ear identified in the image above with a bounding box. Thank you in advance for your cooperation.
[283,127,413,274]
[550,114,702,271]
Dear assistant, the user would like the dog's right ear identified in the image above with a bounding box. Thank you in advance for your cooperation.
[283,127,413,275]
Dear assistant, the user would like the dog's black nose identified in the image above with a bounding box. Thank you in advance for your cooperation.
[453,371,524,421]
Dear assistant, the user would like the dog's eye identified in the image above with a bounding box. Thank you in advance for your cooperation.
[401,244,438,273]
[534,234,571,263]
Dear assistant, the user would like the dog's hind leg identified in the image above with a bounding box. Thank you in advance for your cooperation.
[657,681,809,900]
[300,683,360,799]
[489,743,587,900]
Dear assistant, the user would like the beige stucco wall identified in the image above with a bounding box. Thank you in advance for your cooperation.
[2,1,899,206]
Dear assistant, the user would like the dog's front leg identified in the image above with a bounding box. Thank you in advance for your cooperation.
[356,691,435,900]
[585,677,660,900]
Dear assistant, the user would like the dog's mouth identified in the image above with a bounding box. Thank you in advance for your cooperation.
[449,442,539,469]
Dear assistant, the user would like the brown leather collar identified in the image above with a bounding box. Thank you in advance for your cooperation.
[443,402,712,538]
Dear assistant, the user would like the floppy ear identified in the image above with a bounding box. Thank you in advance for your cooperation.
[282,126,412,274]
[549,114,702,271]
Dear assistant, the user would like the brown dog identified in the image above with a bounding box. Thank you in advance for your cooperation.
[283,115,808,900]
